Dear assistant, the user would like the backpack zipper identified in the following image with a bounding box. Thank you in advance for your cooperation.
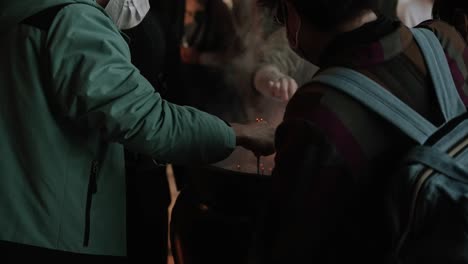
[395,136,468,254]
[83,159,99,247]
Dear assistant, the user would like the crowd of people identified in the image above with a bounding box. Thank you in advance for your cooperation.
[1,0,468,263]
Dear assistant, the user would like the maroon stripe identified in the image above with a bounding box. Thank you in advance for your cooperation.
[356,42,385,67]
[446,51,468,106]
[309,105,366,175]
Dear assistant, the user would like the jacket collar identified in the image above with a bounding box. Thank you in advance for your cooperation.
[319,16,413,68]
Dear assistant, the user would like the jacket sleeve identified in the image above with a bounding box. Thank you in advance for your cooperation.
[255,118,356,263]
[45,3,235,165]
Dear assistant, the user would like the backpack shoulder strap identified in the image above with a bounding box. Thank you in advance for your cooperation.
[411,28,466,121]
[312,28,465,144]
[312,68,436,145]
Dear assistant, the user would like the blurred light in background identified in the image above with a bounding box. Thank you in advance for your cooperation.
[223,0,233,10]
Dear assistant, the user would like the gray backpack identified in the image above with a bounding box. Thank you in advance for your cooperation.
[313,28,468,263]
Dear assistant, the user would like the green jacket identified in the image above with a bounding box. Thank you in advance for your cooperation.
[0,0,235,256]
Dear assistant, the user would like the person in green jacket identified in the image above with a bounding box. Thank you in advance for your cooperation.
[0,0,274,261]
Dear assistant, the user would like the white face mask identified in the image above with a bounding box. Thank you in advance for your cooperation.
[104,0,150,30]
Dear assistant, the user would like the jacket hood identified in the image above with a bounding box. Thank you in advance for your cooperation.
[0,0,97,32]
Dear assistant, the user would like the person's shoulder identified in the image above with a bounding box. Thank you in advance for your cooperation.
[285,82,332,120]
[417,19,468,80]
[52,1,112,28]
[281,78,374,175]
[48,2,126,47]
[285,77,390,141]
[418,19,466,48]
[420,19,458,31]
[286,82,327,113]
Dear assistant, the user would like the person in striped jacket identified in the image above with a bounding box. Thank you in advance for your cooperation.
[253,0,468,263]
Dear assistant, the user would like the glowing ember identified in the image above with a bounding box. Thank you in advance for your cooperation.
[255,117,265,123]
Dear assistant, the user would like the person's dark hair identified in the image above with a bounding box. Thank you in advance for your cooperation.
[258,0,383,30]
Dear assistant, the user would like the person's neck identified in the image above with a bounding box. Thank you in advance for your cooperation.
[338,10,378,33]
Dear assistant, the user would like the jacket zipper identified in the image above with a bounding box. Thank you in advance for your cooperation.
[395,137,468,254]
[83,159,99,247]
